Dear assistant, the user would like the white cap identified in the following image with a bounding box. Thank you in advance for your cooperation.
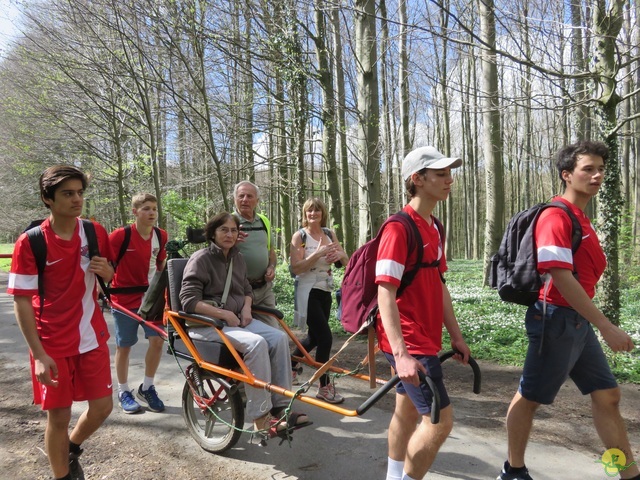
[401,146,462,181]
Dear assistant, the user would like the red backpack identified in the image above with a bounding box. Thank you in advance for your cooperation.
[339,211,444,334]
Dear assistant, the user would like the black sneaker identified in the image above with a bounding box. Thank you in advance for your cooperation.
[69,449,85,480]
[497,461,533,480]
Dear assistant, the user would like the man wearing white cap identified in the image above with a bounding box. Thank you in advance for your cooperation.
[376,146,471,480]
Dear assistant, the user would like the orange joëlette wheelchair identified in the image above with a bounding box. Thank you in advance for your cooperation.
[107,233,482,454]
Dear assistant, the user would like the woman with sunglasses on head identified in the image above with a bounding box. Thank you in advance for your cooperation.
[290,197,349,404]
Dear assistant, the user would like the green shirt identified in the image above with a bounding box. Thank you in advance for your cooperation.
[234,211,271,281]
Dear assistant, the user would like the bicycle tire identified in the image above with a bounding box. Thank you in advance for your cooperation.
[182,367,244,453]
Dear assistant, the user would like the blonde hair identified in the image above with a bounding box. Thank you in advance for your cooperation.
[132,193,158,209]
[301,197,328,227]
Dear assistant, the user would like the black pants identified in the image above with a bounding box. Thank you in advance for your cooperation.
[292,288,333,387]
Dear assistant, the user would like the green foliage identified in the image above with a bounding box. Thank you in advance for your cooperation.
[275,258,640,384]
[447,260,640,383]
[0,244,13,271]
[162,191,209,234]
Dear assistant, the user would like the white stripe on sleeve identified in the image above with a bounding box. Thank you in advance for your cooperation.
[8,272,38,291]
[376,259,405,281]
[538,245,572,265]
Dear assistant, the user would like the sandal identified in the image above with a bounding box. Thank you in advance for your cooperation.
[270,407,312,430]
[254,413,287,438]
[286,411,312,429]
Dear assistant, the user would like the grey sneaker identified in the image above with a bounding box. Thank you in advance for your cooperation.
[497,462,533,480]
[69,449,84,480]
[316,384,344,404]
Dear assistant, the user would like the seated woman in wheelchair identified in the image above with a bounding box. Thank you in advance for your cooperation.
[179,212,309,436]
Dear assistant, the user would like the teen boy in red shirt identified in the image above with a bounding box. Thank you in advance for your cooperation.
[109,193,167,414]
[8,165,114,480]
[377,146,471,480]
[497,141,638,480]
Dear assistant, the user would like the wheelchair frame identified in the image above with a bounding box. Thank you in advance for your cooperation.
[108,255,482,454]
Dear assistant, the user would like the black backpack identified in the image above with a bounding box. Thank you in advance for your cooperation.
[115,225,162,267]
[25,219,104,319]
[489,201,582,306]
[109,225,164,296]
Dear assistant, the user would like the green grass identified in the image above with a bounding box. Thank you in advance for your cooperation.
[0,244,13,271]
[273,259,640,384]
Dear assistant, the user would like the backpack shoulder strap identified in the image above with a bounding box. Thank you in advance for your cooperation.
[430,216,446,283]
[432,216,446,245]
[389,211,424,297]
[256,213,271,251]
[548,201,582,253]
[153,226,163,247]
[82,219,101,259]
[82,219,110,298]
[298,228,307,248]
[116,225,132,266]
[26,226,46,319]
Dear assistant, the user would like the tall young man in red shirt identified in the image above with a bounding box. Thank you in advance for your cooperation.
[377,146,471,480]
[8,165,114,480]
[497,141,638,480]
[109,193,167,414]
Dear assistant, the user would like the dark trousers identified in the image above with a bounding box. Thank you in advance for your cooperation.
[292,288,333,386]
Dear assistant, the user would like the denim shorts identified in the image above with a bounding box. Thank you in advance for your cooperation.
[112,308,162,347]
[519,301,618,404]
[384,352,451,415]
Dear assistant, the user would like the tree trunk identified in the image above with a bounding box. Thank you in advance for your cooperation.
[592,0,624,324]
[313,0,342,239]
[479,0,505,283]
[331,8,355,253]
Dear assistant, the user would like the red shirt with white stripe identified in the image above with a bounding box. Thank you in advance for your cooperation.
[375,206,447,356]
[109,224,167,310]
[7,218,113,357]
[535,196,606,307]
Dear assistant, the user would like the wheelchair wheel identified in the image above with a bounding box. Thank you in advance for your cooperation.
[182,368,244,453]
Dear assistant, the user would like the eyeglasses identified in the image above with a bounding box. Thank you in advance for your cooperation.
[217,227,239,235]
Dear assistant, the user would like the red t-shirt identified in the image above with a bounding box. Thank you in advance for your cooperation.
[375,206,447,356]
[7,218,113,357]
[535,196,606,306]
[109,224,167,310]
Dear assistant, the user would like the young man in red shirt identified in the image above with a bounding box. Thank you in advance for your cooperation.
[377,146,471,480]
[497,141,638,480]
[8,165,114,480]
[109,193,167,414]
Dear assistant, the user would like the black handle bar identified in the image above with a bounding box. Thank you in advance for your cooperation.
[438,350,482,394]
[355,352,481,423]
[356,371,440,424]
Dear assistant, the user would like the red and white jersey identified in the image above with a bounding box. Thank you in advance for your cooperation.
[109,224,167,310]
[536,196,607,307]
[7,218,113,357]
[375,205,447,356]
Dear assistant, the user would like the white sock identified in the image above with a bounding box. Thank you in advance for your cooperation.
[118,383,130,396]
[386,457,404,480]
[142,376,154,391]
[401,472,417,480]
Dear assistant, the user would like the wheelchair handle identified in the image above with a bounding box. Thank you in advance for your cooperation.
[438,349,482,394]
[356,370,441,424]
